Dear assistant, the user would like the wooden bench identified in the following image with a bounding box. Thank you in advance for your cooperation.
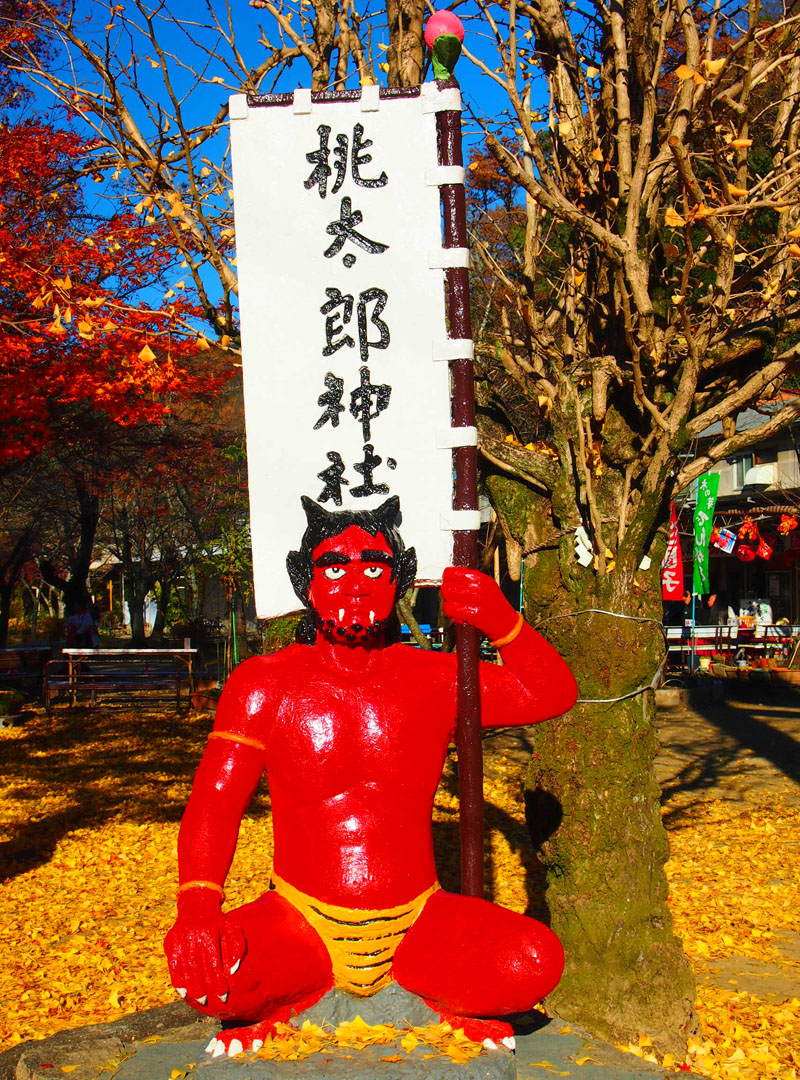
[0,646,52,697]
[44,648,197,712]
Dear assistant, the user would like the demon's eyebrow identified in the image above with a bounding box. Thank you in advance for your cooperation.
[315,551,352,567]
[360,550,393,565]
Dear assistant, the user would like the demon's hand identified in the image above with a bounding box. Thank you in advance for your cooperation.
[441,567,522,643]
[164,890,245,1006]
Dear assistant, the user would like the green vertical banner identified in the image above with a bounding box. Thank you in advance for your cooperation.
[693,472,720,594]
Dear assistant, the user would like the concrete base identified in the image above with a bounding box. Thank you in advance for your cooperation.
[114,1034,516,1080]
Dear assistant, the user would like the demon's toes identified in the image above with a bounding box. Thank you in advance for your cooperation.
[205,1039,225,1058]
[483,1036,515,1052]
[205,1036,247,1059]
[207,1019,282,1058]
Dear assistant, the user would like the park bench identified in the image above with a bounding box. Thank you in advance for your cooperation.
[0,646,52,697]
[44,648,197,712]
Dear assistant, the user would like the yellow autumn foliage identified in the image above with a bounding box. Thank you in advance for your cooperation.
[0,707,798,1080]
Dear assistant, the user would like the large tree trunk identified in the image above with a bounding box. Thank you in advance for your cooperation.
[150,578,172,644]
[0,583,13,648]
[385,0,425,86]
[487,473,697,1056]
[38,477,98,615]
[123,567,152,646]
[0,528,34,648]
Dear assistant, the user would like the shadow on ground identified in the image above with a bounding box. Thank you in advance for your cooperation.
[0,708,271,880]
[657,680,800,824]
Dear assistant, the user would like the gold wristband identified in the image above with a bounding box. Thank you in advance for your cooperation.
[489,612,525,648]
[178,880,225,899]
[208,730,266,752]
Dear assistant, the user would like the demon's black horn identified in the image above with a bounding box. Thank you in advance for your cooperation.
[300,495,330,529]
[374,496,400,531]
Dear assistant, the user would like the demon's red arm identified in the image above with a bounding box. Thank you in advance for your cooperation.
[164,665,269,1004]
[440,567,578,727]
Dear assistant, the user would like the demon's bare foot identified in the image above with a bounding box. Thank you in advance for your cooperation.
[428,1007,515,1051]
[206,1011,294,1057]
[205,983,330,1058]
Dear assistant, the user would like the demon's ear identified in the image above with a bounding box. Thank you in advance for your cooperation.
[374,495,401,532]
[286,550,309,605]
[396,546,417,597]
[300,495,330,531]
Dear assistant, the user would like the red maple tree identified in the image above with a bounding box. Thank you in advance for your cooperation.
[0,117,222,462]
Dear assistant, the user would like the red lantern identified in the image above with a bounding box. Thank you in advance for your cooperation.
[736,541,757,562]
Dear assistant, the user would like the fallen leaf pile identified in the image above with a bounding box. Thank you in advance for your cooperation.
[1,706,798,1080]
[661,791,800,1079]
[246,1017,484,1063]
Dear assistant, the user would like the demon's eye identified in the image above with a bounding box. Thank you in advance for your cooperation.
[323,566,346,580]
[363,566,385,579]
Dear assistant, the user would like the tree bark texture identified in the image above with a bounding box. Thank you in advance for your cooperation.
[125,573,150,647]
[38,478,98,617]
[385,0,425,87]
[487,474,697,1055]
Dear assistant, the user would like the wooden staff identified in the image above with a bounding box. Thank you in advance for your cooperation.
[428,14,484,899]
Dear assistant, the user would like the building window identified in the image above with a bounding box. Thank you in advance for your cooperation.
[735,454,753,488]
[753,448,778,465]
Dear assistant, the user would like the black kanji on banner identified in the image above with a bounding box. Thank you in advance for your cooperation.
[305,123,388,199]
[321,287,390,360]
[350,366,391,442]
[304,107,397,506]
[313,372,345,430]
[325,197,389,266]
[317,450,349,505]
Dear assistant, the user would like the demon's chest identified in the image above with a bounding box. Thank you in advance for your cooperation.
[266,673,450,799]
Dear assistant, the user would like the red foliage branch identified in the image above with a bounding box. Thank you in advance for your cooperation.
[0,118,225,462]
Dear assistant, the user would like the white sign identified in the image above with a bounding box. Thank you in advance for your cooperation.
[230,88,458,618]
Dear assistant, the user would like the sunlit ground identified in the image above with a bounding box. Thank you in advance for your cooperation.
[0,707,798,1078]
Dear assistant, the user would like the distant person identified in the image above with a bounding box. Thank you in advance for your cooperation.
[65,604,100,648]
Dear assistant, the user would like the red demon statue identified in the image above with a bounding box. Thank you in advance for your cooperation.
[165,496,577,1055]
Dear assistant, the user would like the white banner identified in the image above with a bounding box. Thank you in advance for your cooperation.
[231,88,458,618]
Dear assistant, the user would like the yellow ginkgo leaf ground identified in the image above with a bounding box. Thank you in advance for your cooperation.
[1,702,798,1080]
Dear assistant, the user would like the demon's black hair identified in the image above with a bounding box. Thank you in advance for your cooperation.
[286,496,417,645]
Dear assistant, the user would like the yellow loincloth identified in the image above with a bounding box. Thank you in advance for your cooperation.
[272,874,439,996]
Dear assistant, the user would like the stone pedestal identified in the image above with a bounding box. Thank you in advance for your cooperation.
[110,987,515,1080]
[1,990,697,1080]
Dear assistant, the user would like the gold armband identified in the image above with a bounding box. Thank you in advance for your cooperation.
[489,612,525,648]
[178,880,225,899]
[208,730,266,752]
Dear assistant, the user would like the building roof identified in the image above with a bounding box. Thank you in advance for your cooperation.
[700,403,784,438]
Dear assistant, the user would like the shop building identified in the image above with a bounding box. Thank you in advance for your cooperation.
[674,399,800,627]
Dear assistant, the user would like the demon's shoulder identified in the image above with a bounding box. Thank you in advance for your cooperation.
[214,648,305,723]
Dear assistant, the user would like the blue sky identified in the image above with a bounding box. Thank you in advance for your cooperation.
[20,2,531,324]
